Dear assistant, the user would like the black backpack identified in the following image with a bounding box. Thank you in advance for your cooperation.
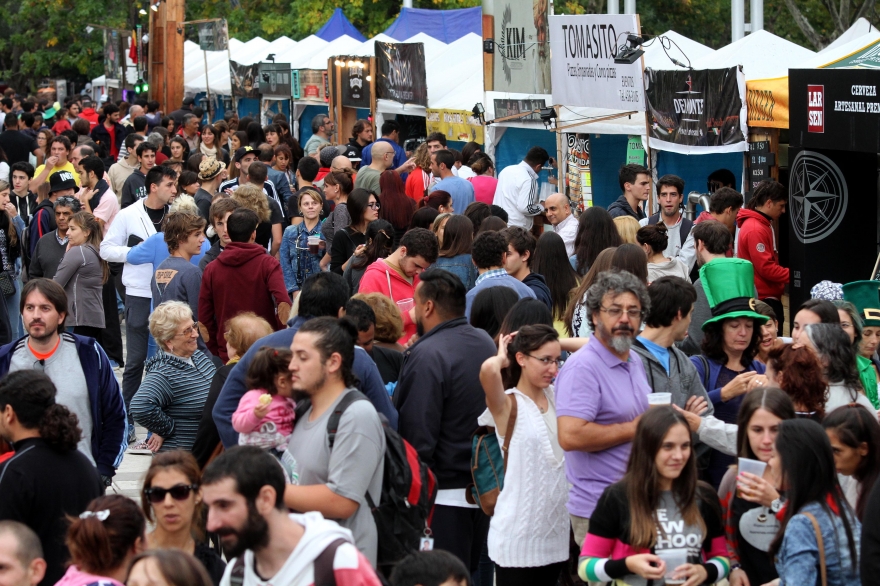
[295,391,438,568]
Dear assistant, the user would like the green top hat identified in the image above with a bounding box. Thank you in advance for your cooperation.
[843,280,880,327]
[699,258,770,330]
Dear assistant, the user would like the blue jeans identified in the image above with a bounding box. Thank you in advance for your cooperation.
[5,274,22,340]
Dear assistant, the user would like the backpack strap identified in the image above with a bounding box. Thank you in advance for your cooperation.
[228,556,246,586]
[697,355,710,391]
[802,512,827,586]
[501,394,518,476]
[680,216,694,241]
[313,538,348,586]
[327,391,368,450]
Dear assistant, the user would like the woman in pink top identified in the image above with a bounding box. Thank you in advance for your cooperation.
[468,154,498,205]
[232,347,296,453]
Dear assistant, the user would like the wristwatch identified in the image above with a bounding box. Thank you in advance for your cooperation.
[770,497,785,513]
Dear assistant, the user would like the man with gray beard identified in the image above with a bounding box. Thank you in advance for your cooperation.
[555,270,652,549]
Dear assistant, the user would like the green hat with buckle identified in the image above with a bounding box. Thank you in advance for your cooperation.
[842,280,880,327]
[699,258,770,330]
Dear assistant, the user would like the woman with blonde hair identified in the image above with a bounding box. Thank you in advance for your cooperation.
[353,292,405,352]
[405,142,433,202]
[613,215,640,244]
[280,189,325,297]
[53,211,107,340]
[233,183,282,254]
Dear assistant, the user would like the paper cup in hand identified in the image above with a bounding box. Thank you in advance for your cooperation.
[737,457,767,497]
[656,548,688,585]
[647,392,672,407]
[397,298,414,313]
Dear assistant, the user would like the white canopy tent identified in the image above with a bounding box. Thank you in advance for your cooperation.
[691,29,815,80]
[821,18,877,54]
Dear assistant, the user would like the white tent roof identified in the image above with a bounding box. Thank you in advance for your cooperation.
[425,33,482,106]
[352,33,399,56]
[643,30,715,70]
[821,18,877,53]
[691,29,815,80]
[799,31,880,68]
[404,32,450,62]
[295,34,364,70]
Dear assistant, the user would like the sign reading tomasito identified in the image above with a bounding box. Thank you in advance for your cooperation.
[549,14,645,111]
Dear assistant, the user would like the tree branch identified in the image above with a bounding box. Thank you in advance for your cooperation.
[782,0,829,49]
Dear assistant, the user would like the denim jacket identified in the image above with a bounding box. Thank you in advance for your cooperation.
[433,254,477,291]
[776,501,861,586]
[279,221,323,293]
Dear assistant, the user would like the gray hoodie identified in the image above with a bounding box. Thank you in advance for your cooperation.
[632,338,715,414]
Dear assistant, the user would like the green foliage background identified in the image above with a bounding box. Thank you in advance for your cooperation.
[0,0,871,92]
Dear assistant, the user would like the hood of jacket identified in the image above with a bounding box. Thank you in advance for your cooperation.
[362,258,416,294]
[607,194,643,219]
[144,349,210,374]
[216,242,268,267]
[736,207,771,229]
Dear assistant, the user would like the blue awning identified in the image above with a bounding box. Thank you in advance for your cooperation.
[315,8,367,42]
[382,7,482,43]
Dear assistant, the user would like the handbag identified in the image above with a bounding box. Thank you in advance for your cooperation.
[803,512,828,586]
[465,395,518,515]
[0,271,16,298]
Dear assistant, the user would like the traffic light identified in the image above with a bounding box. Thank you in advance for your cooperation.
[135,78,149,94]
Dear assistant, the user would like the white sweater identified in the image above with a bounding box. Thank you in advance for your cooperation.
[480,387,569,568]
[100,200,158,298]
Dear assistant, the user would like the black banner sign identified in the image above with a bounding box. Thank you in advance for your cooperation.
[230,61,260,98]
[340,58,370,109]
[644,67,747,153]
[790,68,880,152]
[375,42,427,106]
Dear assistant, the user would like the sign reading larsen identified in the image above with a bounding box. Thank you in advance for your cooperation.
[549,14,645,111]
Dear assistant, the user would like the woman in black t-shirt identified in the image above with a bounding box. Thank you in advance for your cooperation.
[232,184,282,254]
[329,188,379,275]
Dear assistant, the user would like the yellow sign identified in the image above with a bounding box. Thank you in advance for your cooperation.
[426,109,485,144]
[747,76,788,129]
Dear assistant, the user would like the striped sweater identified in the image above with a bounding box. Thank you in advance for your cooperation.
[579,481,729,585]
[130,350,217,452]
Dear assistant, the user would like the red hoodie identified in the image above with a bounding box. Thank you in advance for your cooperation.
[199,242,290,360]
[357,258,419,343]
[736,208,789,299]
[79,109,99,131]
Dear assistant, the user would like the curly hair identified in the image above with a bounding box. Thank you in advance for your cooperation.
[232,183,271,222]
[163,211,206,253]
[413,142,432,171]
[245,347,293,394]
[353,292,403,343]
[585,269,650,333]
[149,301,194,349]
[767,345,827,419]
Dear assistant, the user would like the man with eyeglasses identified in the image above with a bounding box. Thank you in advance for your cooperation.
[27,171,77,263]
[353,141,393,196]
[0,279,126,491]
[555,270,652,550]
[28,194,80,281]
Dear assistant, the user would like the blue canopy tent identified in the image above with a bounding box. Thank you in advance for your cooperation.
[382,7,482,42]
[315,8,367,42]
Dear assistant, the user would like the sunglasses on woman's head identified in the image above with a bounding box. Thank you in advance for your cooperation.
[144,483,199,504]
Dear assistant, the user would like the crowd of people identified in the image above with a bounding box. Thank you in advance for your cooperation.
[1,89,879,586]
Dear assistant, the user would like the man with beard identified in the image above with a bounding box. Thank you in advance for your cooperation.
[281,317,385,567]
[203,445,382,586]
[0,279,126,489]
[555,269,652,548]
[394,269,497,573]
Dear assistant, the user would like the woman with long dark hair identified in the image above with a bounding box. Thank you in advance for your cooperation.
[246,121,266,149]
[769,418,861,584]
[765,344,827,419]
[141,451,225,584]
[433,215,477,290]
[168,136,190,164]
[53,211,107,341]
[571,207,622,275]
[611,243,649,284]
[823,405,880,520]
[564,247,616,338]
[0,180,24,335]
[718,387,795,586]
[479,325,568,585]
[378,170,415,247]
[329,188,379,274]
[835,297,879,408]
[345,219,394,293]
[198,124,230,165]
[531,231,578,331]
[579,406,729,585]
[419,190,454,214]
[790,298,840,346]
[470,286,520,341]
[802,323,876,414]
[408,206,439,231]
[320,168,354,261]
[457,141,482,180]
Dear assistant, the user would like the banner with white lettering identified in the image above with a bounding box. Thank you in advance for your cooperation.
[549,14,644,111]
[644,66,747,154]
[375,42,427,107]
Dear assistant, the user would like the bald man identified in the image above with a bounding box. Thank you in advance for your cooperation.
[354,141,393,195]
[544,193,578,256]
[330,155,353,172]
[0,521,46,586]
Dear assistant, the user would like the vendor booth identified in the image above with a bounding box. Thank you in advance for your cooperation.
[787,68,880,315]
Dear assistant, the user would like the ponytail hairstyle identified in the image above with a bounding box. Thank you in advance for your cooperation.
[353,219,394,271]
[419,190,452,211]
[0,371,81,451]
[504,324,559,389]
[822,405,880,520]
[70,211,109,284]
[65,494,146,575]
[323,168,354,197]
[245,347,294,395]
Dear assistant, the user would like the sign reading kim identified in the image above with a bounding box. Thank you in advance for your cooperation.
[495,0,552,94]
[644,66,748,154]
[549,14,644,111]
[375,42,427,107]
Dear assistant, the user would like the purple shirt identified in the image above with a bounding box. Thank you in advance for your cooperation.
[556,339,651,518]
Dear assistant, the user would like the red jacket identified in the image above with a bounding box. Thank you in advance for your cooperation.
[79,109,99,131]
[357,258,419,343]
[199,242,289,360]
[736,208,789,299]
